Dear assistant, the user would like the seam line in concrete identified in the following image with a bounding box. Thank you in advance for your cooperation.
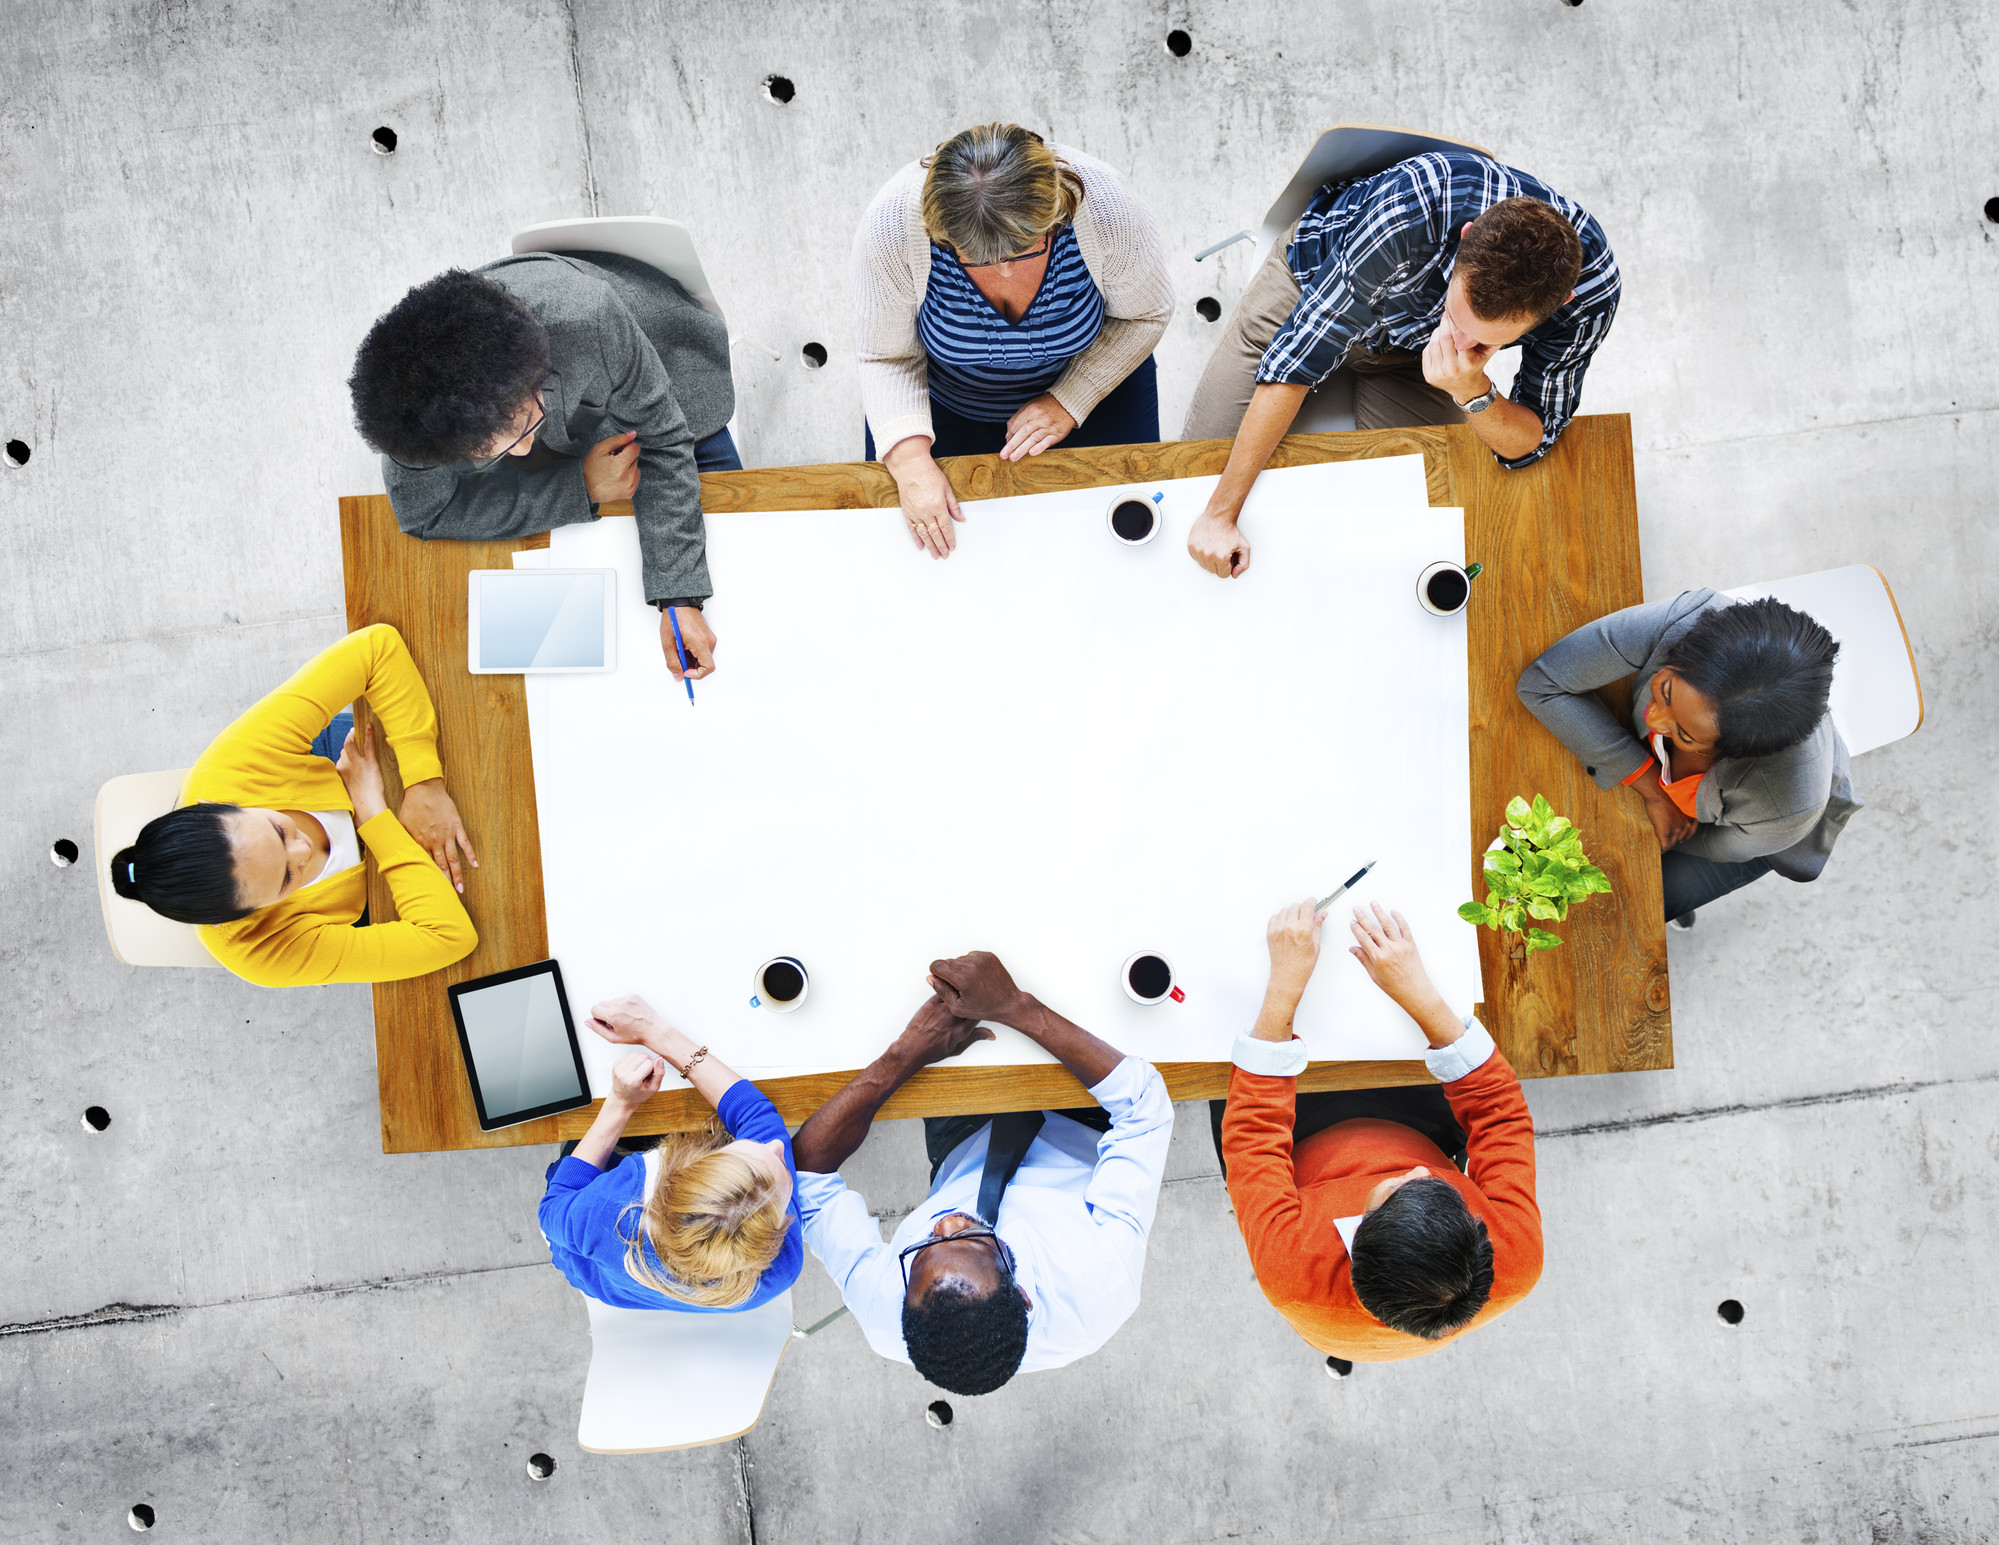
[1,608,346,664]
[1641,401,1996,456]
[561,0,602,216]
[1537,1071,1999,1141]
[1893,1428,1999,1449]
[1,1260,546,1340]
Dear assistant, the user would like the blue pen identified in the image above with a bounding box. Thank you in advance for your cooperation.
[667,607,696,706]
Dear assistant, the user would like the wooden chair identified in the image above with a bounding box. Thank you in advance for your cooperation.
[575,1290,848,1453]
[93,770,218,968]
[1200,124,1494,433]
[1723,565,1924,755]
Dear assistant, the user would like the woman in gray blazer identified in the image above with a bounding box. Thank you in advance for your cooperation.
[1516,591,1859,926]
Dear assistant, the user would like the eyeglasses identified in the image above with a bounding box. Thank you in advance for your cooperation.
[389,386,549,473]
[463,386,547,471]
[957,238,1049,269]
[898,1219,1016,1289]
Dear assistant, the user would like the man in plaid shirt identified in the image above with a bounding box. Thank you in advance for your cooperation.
[1182,151,1620,579]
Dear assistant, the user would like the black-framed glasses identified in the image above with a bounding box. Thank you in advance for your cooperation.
[898,1220,1016,1289]
[463,386,547,471]
[957,238,1049,269]
[388,385,548,473]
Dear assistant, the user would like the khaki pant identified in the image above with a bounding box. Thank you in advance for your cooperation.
[1181,221,1467,440]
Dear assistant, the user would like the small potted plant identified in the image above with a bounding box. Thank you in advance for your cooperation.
[1458,794,1613,954]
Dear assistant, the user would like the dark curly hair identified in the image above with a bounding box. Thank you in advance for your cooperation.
[902,1274,1029,1395]
[1662,597,1839,759]
[1456,196,1583,324]
[348,270,550,467]
[110,802,250,925]
[1350,1177,1494,1340]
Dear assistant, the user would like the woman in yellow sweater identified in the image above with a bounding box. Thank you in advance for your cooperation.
[109,624,478,987]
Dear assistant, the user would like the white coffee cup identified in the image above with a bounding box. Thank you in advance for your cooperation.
[1106,492,1162,546]
[750,956,809,1013]
[1417,560,1479,616]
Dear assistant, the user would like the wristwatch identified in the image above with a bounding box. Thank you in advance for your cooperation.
[1457,380,1499,414]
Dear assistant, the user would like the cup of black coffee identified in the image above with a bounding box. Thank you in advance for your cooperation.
[1121,951,1180,1005]
[1107,493,1161,546]
[1417,560,1476,616]
[751,956,809,1013]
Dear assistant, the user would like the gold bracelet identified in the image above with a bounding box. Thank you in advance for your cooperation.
[673,1045,709,1080]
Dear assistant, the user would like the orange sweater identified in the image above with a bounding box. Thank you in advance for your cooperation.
[1222,1047,1542,1361]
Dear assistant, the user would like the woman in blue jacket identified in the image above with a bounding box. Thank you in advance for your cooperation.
[539,995,800,1311]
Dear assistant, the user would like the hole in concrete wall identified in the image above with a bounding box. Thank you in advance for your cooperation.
[83,1106,112,1132]
[801,341,828,369]
[371,126,397,155]
[1562,0,1584,7]
[763,75,795,105]
[51,838,79,867]
[1195,296,1222,322]
[128,1504,155,1532]
[1324,1355,1352,1379]
[1717,1299,1744,1324]
[1165,29,1192,56]
[925,1400,953,1428]
[1985,197,1999,223]
[526,1453,556,1480]
[3,440,29,467]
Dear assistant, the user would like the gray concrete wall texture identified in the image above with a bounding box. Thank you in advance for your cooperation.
[3,1,1995,1540]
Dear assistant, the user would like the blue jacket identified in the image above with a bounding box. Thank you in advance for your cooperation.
[538,1079,803,1311]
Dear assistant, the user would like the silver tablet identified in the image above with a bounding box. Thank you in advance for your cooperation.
[467,568,617,674]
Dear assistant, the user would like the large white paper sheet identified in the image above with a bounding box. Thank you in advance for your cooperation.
[518,456,1476,1087]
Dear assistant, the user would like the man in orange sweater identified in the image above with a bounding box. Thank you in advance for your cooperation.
[1219,899,1542,1367]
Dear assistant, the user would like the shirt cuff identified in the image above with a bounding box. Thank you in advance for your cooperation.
[1425,1017,1497,1084]
[1231,1033,1311,1078]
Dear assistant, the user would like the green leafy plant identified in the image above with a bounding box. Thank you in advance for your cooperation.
[1458,794,1613,953]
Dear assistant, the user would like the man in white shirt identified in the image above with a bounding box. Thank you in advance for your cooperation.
[791,951,1174,1395]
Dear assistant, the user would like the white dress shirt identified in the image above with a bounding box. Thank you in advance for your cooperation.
[795,1056,1174,1374]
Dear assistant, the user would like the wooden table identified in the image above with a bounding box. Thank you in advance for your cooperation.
[340,414,1670,1153]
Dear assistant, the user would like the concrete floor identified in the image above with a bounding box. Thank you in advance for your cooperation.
[4,0,1996,1539]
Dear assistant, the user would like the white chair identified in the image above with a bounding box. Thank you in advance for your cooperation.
[1198,124,1494,434]
[1723,565,1924,755]
[511,216,727,326]
[93,770,219,968]
[575,1291,848,1453]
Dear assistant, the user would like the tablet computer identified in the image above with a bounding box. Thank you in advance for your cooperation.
[446,958,594,1130]
[467,568,617,674]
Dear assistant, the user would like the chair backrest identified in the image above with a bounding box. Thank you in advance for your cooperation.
[1722,565,1924,756]
[576,1289,793,1453]
[510,217,727,327]
[94,770,220,968]
[1252,123,1495,272]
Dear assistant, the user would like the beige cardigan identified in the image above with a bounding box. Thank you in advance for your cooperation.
[851,145,1175,454]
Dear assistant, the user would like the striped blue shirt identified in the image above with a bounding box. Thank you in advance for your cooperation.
[917,223,1106,421]
[1258,152,1620,468]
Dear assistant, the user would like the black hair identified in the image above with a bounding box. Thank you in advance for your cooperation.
[902,1274,1029,1395]
[109,802,251,926]
[348,269,550,467]
[1661,597,1839,759]
[1350,1178,1494,1340]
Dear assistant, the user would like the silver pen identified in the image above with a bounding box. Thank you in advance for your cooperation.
[1315,859,1378,913]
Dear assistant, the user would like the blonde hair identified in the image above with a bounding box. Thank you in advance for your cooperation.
[920,124,1086,265]
[618,1127,791,1308]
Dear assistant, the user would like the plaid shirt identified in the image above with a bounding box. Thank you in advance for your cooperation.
[1257,152,1620,468]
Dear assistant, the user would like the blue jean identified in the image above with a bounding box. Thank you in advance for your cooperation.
[865,355,1161,460]
[1661,849,1771,922]
[694,425,743,472]
[309,710,354,764]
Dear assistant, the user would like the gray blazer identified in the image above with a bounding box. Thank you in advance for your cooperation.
[382,251,735,605]
[1516,588,1861,881]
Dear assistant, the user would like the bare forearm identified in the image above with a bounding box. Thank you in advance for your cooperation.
[998,994,1122,1089]
[1467,395,1543,462]
[572,1097,641,1170]
[1208,383,1308,520]
[1251,976,1310,1042]
[791,1045,922,1172]
[640,1025,741,1110]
